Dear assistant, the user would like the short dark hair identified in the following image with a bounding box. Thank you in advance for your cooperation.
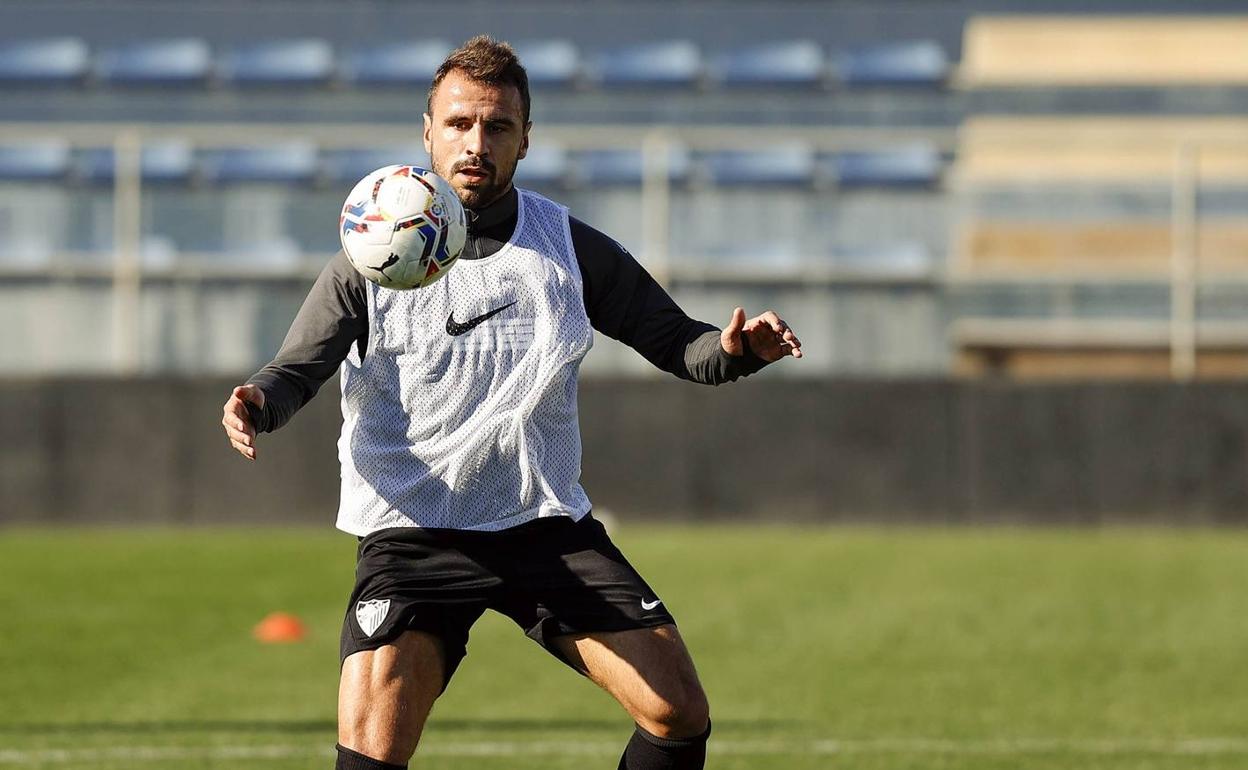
[427,35,530,124]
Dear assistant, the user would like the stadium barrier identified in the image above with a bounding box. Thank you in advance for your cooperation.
[4,376,1248,526]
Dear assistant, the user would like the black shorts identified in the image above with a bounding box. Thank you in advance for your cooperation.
[339,514,676,688]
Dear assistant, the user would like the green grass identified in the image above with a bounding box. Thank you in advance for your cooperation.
[2,525,1248,769]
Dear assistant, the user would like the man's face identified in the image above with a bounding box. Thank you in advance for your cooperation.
[424,70,530,210]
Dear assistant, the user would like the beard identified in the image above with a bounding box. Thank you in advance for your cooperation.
[431,152,515,211]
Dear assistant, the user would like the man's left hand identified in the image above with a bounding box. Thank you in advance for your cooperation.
[720,307,803,362]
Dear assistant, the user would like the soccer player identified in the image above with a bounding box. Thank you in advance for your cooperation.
[222,36,802,770]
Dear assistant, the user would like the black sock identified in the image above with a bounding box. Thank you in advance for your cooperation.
[335,743,408,770]
[617,721,711,770]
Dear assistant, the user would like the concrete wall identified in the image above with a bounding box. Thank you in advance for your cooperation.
[3,377,1247,526]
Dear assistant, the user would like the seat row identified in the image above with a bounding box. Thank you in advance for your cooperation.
[0,38,950,90]
[0,142,944,188]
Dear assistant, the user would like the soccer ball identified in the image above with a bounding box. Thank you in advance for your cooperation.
[339,165,467,290]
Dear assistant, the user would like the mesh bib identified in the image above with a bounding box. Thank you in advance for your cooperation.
[336,189,594,534]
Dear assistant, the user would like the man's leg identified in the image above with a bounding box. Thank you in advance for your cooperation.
[337,630,446,769]
[552,624,711,770]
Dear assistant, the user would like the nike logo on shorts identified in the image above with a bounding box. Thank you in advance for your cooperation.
[641,598,662,611]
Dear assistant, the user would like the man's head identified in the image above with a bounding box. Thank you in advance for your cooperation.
[424,36,531,210]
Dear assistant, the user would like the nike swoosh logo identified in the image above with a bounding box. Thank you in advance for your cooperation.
[446,301,517,336]
[641,599,662,611]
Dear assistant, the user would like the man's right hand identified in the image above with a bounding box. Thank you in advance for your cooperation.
[222,384,265,461]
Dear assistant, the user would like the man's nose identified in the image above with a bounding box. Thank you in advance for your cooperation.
[464,123,487,156]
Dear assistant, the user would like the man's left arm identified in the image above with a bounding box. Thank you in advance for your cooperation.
[571,217,802,384]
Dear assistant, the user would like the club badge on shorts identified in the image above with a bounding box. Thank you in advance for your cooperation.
[356,599,391,637]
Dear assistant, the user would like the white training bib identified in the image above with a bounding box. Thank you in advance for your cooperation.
[336,189,594,535]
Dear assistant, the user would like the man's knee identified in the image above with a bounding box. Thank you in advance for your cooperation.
[640,680,710,738]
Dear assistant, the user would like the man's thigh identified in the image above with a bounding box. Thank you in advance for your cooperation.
[551,624,710,738]
[339,630,446,764]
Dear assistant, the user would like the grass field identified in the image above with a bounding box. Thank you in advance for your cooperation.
[2,525,1248,769]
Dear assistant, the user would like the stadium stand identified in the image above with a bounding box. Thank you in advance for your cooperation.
[323,147,431,185]
[339,40,451,87]
[702,145,816,186]
[0,38,89,85]
[830,241,934,278]
[3,2,1244,378]
[831,144,943,188]
[953,320,1248,379]
[0,141,71,180]
[577,147,692,186]
[511,144,569,187]
[838,40,949,88]
[960,16,1248,87]
[217,39,335,87]
[955,117,1248,184]
[593,40,702,88]
[94,39,212,87]
[711,40,826,88]
[199,143,320,184]
[78,142,196,184]
[512,40,580,88]
[956,222,1248,276]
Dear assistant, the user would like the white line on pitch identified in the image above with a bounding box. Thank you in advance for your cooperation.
[3,738,1248,763]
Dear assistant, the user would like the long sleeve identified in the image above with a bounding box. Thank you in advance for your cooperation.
[245,251,369,433]
[570,216,769,384]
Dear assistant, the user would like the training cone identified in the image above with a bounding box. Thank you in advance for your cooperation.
[253,611,307,643]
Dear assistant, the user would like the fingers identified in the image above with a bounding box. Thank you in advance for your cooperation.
[228,437,256,461]
[223,385,261,461]
[720,307,748,356]
[221,406,257,460]
[233,383,265,409]
[745,309,804,361]
[781,327,803,359]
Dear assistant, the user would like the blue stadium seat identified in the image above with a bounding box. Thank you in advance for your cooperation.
[578,147,690,186]
[218,40,335,87]
[830,241,932,277]
[513,40,579,88]
[513,145,568,187]
[200,143,319,184]
[95,39,211,86]
[340,40,450,87]
[594,41,701,88]
[0,142,71,181]
[830,144,942,187]
[837,40,948,88]
[78,142,195,184]
[713,40,826,88]
[324,147,431,185]
[0,38,89,85]
[702,145,815,186]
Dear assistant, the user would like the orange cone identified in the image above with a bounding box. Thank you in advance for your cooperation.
[253,611,307,643]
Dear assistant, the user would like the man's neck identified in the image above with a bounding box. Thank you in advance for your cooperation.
[466,186,518,233]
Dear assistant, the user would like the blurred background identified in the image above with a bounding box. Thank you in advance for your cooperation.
[2,3,1248,769]
[3,0,1247,525]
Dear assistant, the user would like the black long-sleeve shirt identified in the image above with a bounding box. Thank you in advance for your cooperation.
[246,186,767,433]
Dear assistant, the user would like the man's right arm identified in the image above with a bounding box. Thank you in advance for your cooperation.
[241,251,369,434]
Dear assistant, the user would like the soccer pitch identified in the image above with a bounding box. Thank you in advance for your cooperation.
[2,525,1247,770]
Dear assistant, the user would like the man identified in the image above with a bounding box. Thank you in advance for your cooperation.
[222,36,802,770]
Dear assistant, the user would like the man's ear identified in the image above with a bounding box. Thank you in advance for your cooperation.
[518,121,532,160]
[423,113,433,155]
